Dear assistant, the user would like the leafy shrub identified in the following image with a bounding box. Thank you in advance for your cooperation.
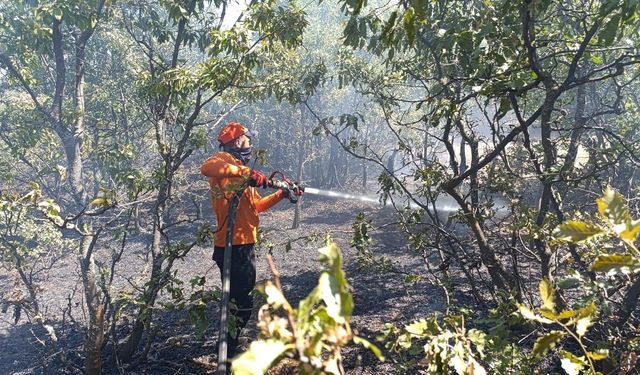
[232,239,383,375]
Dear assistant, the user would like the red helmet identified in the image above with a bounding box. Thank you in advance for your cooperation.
[217,122,257,145]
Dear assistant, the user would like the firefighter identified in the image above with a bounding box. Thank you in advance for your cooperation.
[200,121,300,356]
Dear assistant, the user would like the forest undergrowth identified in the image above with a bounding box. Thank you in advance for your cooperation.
[0,194,440,374]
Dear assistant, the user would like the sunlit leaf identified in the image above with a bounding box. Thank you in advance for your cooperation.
[532,331,565,356]
[574,302,596,337]
[540,308,557,320]
[539,278,556,313]
[586,349,609,361]
[554,220,605,243]
[596,186,630,226]
[559,350,586,375]
[518,304,553,324]
[451,340,466,374]
[467,358,488,375]
[324,356,343,374]
[467,329,487,350]
[405,319,428,336]
[318,240,353,318]
[556,309,577,321]
[231,339,291,375]
[589,254,640,274]
[590,54,603,65]
[620,219,640,241]
[296,287,320,329]
[319,240,342,268]
[91,197,107,206]
[317,273,340,320]
[264,281,288,309]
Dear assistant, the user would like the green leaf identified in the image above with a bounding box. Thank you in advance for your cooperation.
[590,54,603,65]
[405,319,428,336]
[263,281,288,309]
[458,30,473,51]
[554,220,605,242]
[559,350,586,375]
[518,304,553,324]
[319,240,342,269]
[596,186,630,227]
[296,287,320,329]
[51,7,63,21]
[589,254,640,274]
[532,331,565,357]
[403,7,416,45]
[318,273,346,323]
[539,278,556,313]
[557,273,583,289]
[91,197,107,206]
[574,302,596,337]
[599,0,621,16]
[312,125,324,136]
[450,341,467,374]
[540,308,558,320]
[231,339,291,374]
[353,336,385,361]
[497,96,511,119]
[187,306,209,340]
[599,14,621,46]
[381,10,398,46]
[556,309,577,321]
[586,349,609,361]
[620,219,640,241]
[353,0,367,15]
[317,241,352,320]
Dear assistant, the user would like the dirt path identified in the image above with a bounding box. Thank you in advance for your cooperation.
[0,196,443,374]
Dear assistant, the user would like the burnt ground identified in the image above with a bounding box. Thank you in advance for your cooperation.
[0,195,445,374]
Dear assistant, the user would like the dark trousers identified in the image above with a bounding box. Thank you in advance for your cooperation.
[213,244,256,349]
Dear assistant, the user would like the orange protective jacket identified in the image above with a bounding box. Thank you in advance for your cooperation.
[201,151,285,247]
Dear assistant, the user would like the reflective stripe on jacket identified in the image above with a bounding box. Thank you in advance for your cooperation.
[200,151,285,247]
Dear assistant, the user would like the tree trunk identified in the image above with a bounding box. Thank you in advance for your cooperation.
[445,187,516,295]
[386,150,397,176]
[459,137,467,174]
[534,96,558,283]
[361,150,367,189]
[118,176,169,362]
[292,116,305,229]
[292,149,304,229]
[80,233,105,375]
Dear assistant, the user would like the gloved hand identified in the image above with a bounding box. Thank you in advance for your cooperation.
[249,169,268,188]
[283,182,304,202]
[292,182,304,197]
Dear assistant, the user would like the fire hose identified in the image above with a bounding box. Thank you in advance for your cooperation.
[217,171,303,374]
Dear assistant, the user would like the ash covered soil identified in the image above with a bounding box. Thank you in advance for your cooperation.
[0,195,444,374]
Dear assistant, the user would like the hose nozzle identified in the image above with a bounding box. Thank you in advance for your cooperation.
[267,178,305,203]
